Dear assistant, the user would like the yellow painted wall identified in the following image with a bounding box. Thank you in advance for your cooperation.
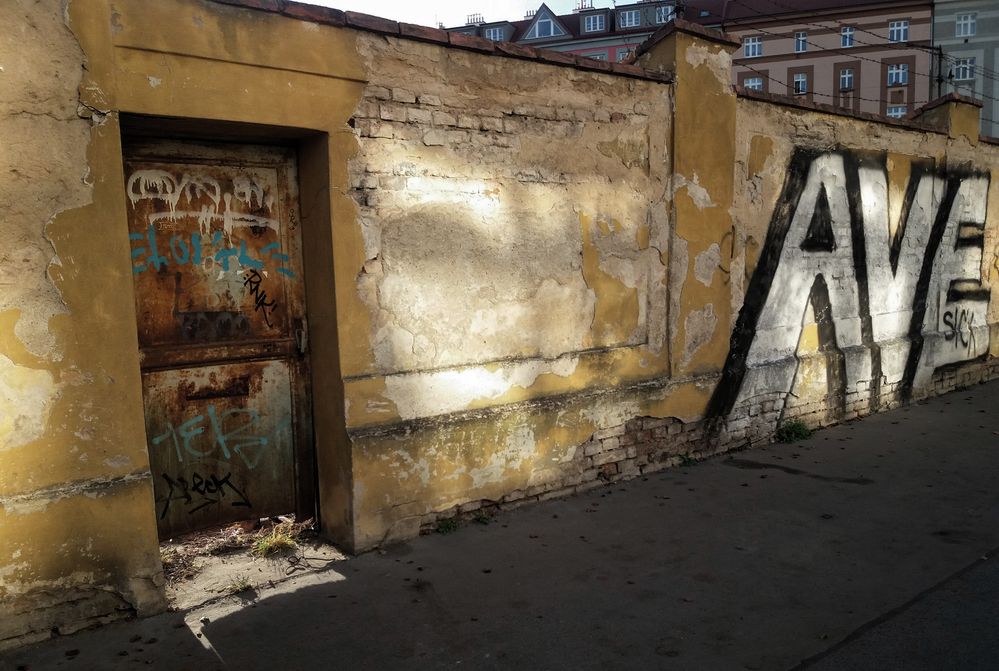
[5,0,999,648]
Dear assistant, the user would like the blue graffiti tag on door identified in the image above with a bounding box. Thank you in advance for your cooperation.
[150,405,291,470]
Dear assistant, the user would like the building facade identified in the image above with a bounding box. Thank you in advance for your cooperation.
[934,0,999,137]
[447,1,679,62]
[451,0,937,122]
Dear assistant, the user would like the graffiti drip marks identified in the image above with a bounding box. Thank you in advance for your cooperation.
[709,149,991,420]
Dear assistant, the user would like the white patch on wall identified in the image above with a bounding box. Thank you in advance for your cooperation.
[674,173,715,210]
[382,355,579,421]
[0,355,58,450]
[694,243,721,286]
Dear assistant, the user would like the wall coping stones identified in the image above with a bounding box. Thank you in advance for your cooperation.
[206,0,676,83]
[735,86,948,135]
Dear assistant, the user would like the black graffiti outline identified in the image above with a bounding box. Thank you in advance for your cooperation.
[707,148,990,421]
[158,471,252,519]
[243,268,277,327]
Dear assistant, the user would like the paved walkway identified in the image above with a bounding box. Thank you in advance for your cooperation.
[6,380,999,670]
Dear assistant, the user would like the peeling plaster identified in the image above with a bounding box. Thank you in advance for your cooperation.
[694,243,721,287]
[685,42,733,89]
[674,173,715,210]
[681,304,718,370]
[467,424,535,488]
[669,233,689,343]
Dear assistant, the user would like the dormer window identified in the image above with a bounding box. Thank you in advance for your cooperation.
[483,26,504,41]
[583,14,605,32]
[524,10,567,39]
[619,9,640,28]
[655,5,675,24]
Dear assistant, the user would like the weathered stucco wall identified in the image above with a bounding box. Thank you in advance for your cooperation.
[0,0,165,650]
[341,33,676,545]
[5,0,999,649]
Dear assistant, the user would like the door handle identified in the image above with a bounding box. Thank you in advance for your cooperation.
[294,317,308,357]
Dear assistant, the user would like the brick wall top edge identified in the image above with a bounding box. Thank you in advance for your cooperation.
[735,86,946,136]
[205,0,674,83]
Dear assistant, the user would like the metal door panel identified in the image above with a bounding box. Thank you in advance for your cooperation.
[144,360,294,535]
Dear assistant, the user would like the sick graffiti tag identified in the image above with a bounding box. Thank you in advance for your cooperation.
[708,149,991,421]
[150,405,290,470]
[942,306,977,352]
[158,471,251,519]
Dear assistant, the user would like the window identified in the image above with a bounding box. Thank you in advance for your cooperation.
[887,63,909,86]
[744,36,762,58]
[585,51,608,61]
[887,105,907,118]
[888,20,909,43]
[619,9,640,28]
[583,14,605,32]
[656,5,675,24]
[840,68,854,91]
[744,77,764,91]
[525,14,567,39]
[483,26,504,41]
[954,57,976,81]
[793,72,808,95]
[841,26,855,47]
[617,47,632,62]
[794,32,807,53]
[956,13,976,37]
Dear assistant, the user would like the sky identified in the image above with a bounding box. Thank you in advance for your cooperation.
[304,0,614,29]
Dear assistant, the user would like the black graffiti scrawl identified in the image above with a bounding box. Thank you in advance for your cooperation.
[708,149,991,420]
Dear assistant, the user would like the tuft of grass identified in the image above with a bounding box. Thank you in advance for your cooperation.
[472,510,492,525]
[436,518,460,534]
[775,419,812,443]
[679,454,698,467]
[252,529,297,557]
[224,574,252,595]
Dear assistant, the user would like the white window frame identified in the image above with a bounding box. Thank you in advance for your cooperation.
[483,26,504,41]
[744,36,762,58]
[841,26,855,47]
[584,51,608,61]
[840,68,854,91]
[888,20,909,43]
[655,5,675,24]
[956,13,976,38]
[887,105,907,118]
[887,63,909,86]
[954,57,976,81]
[794,31,807,53]
[793,72,808,95]
[616,47,632,62]
[744,76,764,91]
[583,14,605,33]
[619,9,640,28]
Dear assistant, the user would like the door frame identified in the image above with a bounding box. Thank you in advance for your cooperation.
[118,115,350,540]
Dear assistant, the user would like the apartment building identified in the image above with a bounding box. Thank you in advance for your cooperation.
[447,1,681,62]
[720,0,934,119]
[934,0,999,136]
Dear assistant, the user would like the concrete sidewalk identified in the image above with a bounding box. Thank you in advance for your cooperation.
[6,380,999,671]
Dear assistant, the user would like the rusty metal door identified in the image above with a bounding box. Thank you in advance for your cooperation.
[123,140,312,538]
